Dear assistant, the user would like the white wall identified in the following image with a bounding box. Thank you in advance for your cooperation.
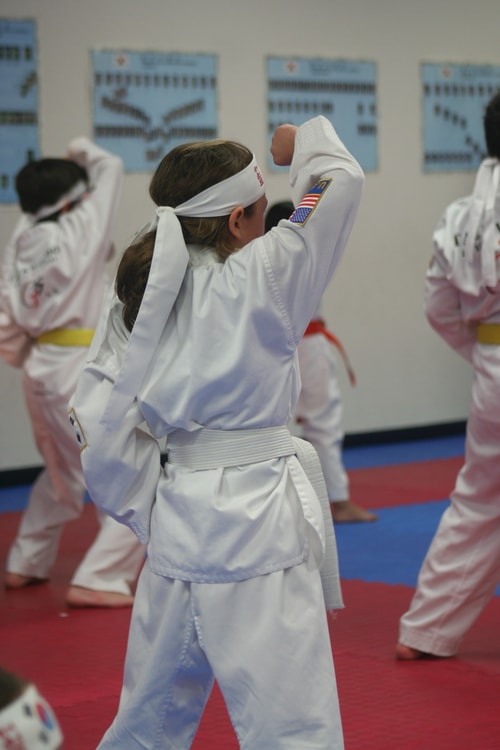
[1,0,496,469]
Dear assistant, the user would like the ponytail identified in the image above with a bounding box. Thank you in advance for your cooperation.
[115,230,156,332]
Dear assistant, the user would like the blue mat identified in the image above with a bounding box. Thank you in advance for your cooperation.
[0,485,92,513]
[343,434,465,470]
[335,499,500,596]
[3,477,499,596]
[0,435,465,515]
[0,485,31,513]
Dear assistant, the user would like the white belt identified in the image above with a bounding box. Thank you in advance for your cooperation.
[166,427,343,611]
[166,426,295,469]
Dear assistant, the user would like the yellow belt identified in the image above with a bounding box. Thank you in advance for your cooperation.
[36,328,95,347]
[476,323,500,345]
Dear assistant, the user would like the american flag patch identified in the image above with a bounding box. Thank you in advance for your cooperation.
[289,178,332,225]
[68,408,87,451]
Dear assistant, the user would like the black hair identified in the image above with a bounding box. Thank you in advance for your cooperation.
[484,91,500,159]
[0,668,28,710]
[15,158,88,215]
[265,200,294,232]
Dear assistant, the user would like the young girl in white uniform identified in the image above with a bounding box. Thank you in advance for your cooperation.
[70,115,364,748]
[0,138,144,607]
[397,93,500,659]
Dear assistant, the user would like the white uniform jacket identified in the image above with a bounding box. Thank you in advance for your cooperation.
[0,138,123,374]
[71,117,364,587]
[425,159,500,362]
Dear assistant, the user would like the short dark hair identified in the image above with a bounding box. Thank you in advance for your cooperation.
[484,91,500,159]
[15,158,88,214]
[0,668,28,710]
[265,201,294,232]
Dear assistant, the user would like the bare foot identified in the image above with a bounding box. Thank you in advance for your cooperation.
[395,643,435,660]
[330,500,378,523]
[66,586,134,609]
[5,572,47,589]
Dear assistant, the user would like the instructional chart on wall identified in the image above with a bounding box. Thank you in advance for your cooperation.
[422,63,500,172]
[0,18,38,204]
[267,57,377,172]
[92,50,218,172]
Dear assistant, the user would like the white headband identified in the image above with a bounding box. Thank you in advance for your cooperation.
[32,180,88,221]
[0,684,63,749]
[100,156,264,429]
[174,155,265,217]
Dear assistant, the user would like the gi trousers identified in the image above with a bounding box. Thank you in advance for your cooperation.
[7,369,144,594]
[296,334,348,502]
[399,407,500,656]
[97,556,344,749]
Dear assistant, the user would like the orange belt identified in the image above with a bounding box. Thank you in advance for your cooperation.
[304,319,356,386]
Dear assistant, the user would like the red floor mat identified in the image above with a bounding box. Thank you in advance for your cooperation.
[2,457,499,750]
[1,574,498,749]
[334,580,500,750]
[349,456,464,509]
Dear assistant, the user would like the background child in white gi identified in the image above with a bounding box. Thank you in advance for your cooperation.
[70,115,364,748]
[397,92,500,659]
[266,201,377,523]
[0,138,144,608]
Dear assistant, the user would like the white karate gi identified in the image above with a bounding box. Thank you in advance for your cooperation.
[0,138,144,594]
[71,116,364,748]
[399,158,500,656]
[296,304,350,502]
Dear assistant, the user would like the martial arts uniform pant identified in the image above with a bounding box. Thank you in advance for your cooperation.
[7,470,145,594]
[7,374,144,594]
[399,409,500,656]
[97,556,344,749]
[296,335,349,502]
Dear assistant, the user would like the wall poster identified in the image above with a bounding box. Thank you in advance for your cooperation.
[267,56,377,172]
[422,63,500,172]
[0,18,38,204]
[92,49,218,172]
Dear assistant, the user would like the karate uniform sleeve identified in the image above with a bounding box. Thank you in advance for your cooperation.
[0,310,32,367]
[424,239,475,363]
[67,136,123,221]
[260,116,364,342]
[69,301,162,544]
[0,216,34,366]
[55,138,124,278]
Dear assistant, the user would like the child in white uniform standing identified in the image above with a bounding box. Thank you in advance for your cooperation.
[0,138,144,607]
[70,116,364,748]
[397,92,500,659]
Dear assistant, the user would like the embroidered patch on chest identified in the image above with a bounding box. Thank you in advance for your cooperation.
[68,408,87,451]
[289,178,332,225]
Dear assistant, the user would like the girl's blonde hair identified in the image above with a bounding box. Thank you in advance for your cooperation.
[117,140,254,332]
